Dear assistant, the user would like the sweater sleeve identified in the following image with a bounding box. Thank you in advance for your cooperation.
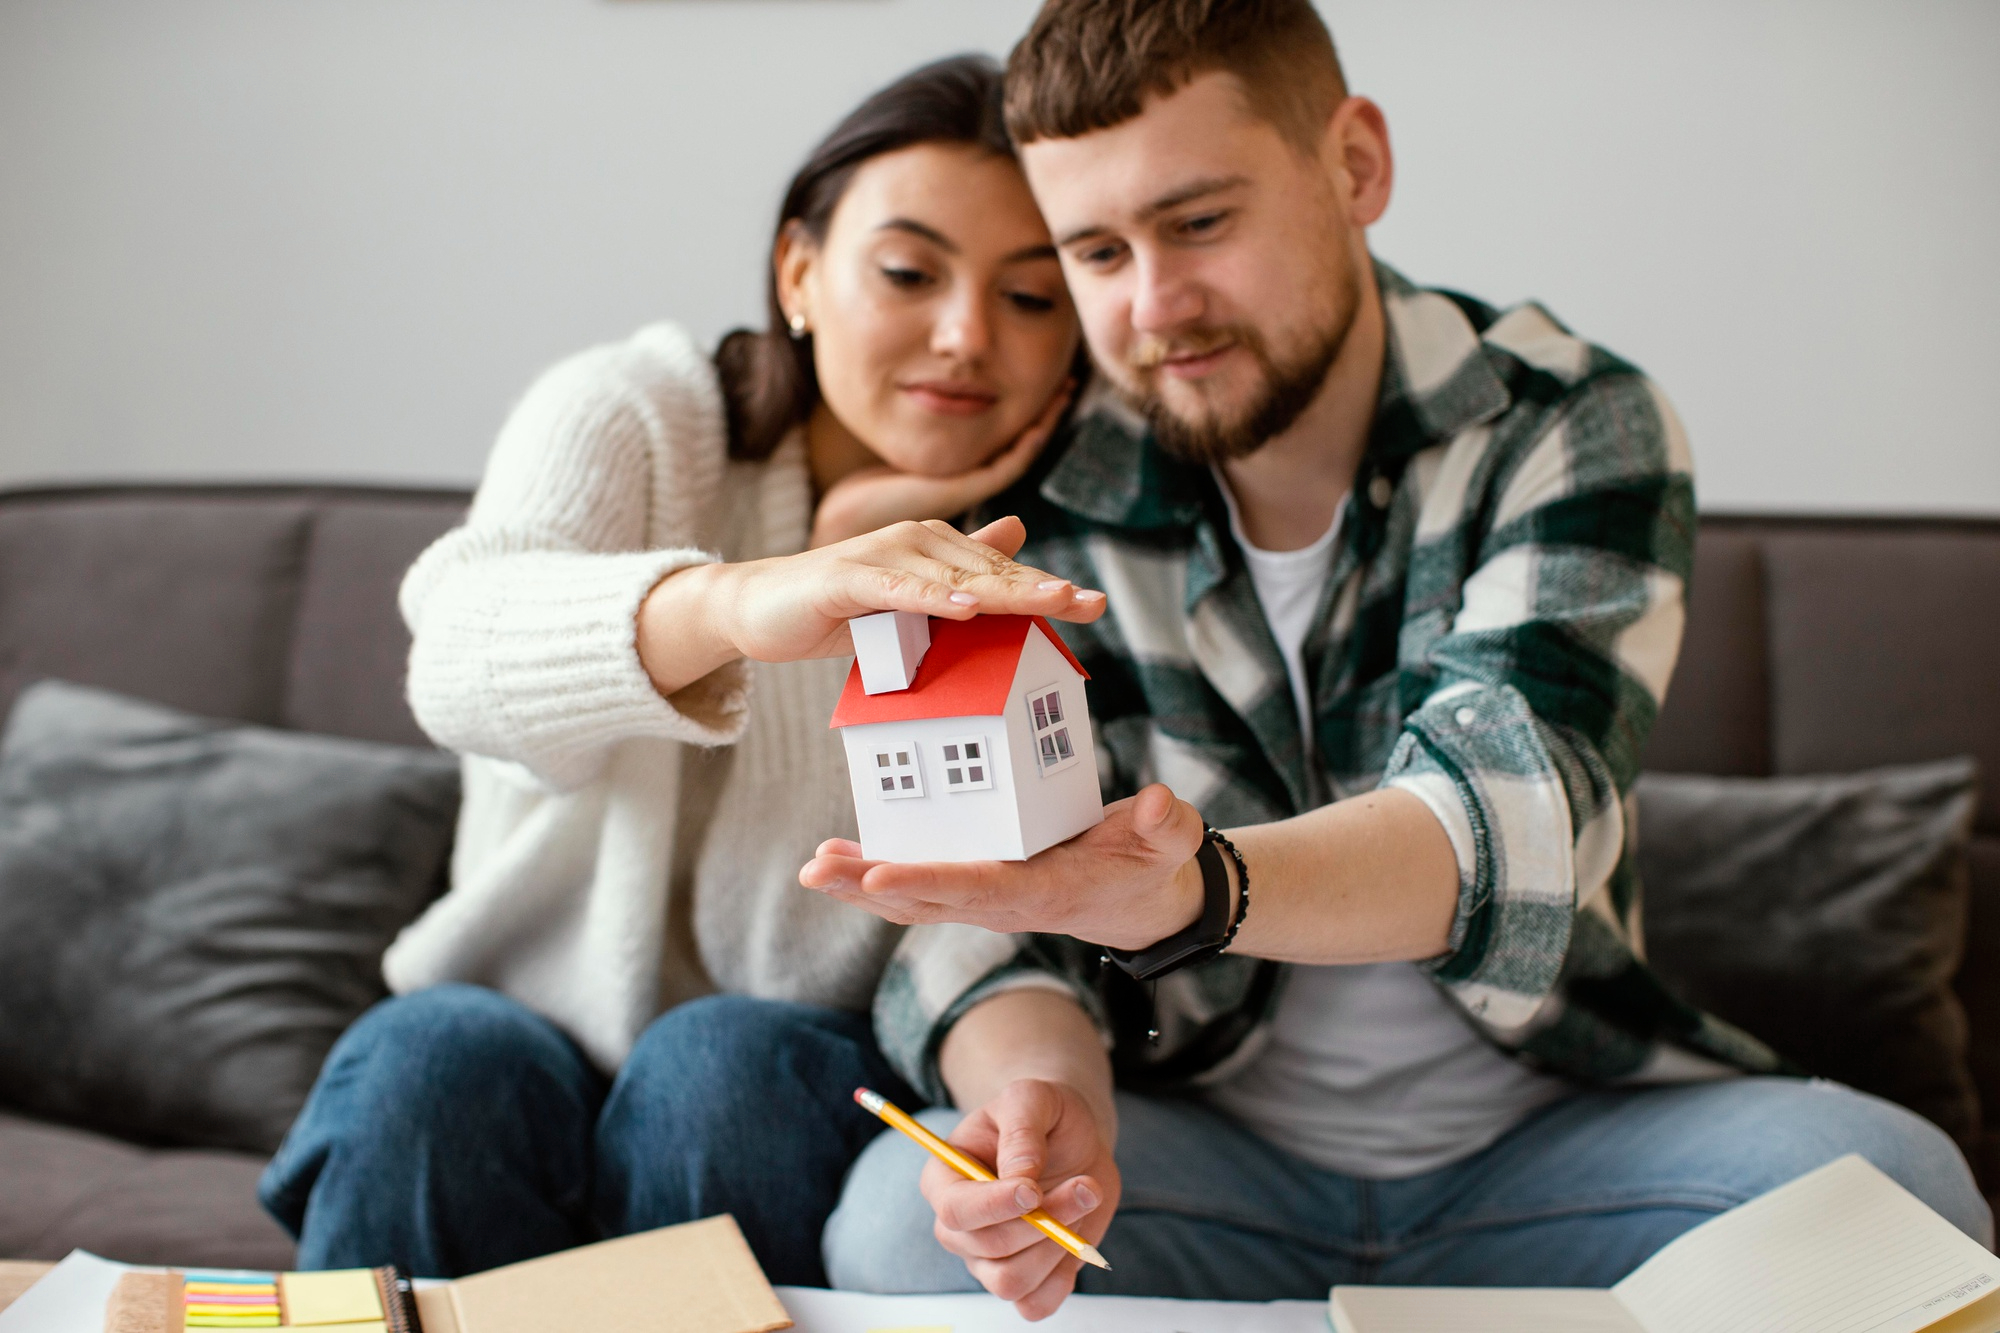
[401,324,751,791]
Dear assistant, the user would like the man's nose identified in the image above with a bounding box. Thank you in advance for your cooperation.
[1128,254,1204,334]
[932,290,992,360]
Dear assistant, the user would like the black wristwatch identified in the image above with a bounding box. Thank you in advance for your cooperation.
[1105,827,1249,982]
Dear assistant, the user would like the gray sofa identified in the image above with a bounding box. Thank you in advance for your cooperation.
[2,484,1998,1266]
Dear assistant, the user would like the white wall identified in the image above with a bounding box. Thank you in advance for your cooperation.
[3,0,1995,512]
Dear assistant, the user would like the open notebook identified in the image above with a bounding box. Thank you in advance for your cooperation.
[1331,1155,2000,1333]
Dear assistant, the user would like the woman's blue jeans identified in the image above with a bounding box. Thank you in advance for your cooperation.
[259,984,917,1283]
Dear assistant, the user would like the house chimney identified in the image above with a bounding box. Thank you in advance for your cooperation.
[851,611,931,694]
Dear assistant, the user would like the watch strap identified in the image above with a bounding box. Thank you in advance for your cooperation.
[1105,831,1235,982]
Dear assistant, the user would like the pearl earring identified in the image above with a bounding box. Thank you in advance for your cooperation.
[788,312,808,338]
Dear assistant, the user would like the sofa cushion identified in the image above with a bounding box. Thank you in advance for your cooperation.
[1639,758,1980,1149]
[0,680,458,1155]
[0,1110,291,1268]
[282,498,465,748]
[0,495,312,731]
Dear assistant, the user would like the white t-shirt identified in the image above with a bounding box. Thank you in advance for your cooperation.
[1204,474,1570,1178]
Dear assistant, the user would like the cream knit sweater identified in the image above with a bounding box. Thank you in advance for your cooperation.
[383,323,903,1071]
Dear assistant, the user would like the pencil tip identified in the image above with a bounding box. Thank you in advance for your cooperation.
[1080,1245,1111,1270]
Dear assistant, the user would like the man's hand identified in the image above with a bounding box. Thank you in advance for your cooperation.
[800,783,1206,950]
[925,1079,1118,1321]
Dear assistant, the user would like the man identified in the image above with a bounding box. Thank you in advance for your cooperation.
[803,0,1987,1318]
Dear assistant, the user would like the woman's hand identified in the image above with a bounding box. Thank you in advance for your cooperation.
[636,515,1103,698]
[808,382,1074,549]
[924,1079,1118,1321]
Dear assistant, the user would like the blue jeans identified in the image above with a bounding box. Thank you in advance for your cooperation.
[824,1078,1990,1298]
[261,984,917,1283]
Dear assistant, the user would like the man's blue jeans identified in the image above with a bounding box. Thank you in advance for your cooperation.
[259,984,917,1283]
[824,1078,1992,1298]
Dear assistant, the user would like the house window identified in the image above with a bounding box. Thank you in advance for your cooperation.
[1026,684,1079,776]
[940,737,993,792]
[870,742,925,800]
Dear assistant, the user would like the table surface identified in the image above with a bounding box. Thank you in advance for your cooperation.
[0,1262,52,1315]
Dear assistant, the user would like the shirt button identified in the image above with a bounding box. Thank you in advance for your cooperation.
[1455,706,1477,726]
[1368,475,1394,509]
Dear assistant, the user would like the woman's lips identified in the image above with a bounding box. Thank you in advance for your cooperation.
[902,382,999,416]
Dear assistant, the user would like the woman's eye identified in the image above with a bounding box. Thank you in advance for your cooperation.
[1080,243,1125,269]
[882,266,932,289]
[1006,291,1057,314]
[1179,211,1227,237]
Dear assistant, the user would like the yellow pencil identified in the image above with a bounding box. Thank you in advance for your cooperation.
[854,1087,1110,1271]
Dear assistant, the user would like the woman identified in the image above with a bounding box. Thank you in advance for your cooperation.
[258,55,1101,1285]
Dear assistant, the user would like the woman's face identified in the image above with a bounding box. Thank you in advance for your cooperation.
[780,142,1080,476]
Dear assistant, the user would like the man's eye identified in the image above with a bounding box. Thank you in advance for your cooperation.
[1007,291,1056,313]
[1079,243,1125,268]
[1180,212,1227,236]
[882,267,931,289]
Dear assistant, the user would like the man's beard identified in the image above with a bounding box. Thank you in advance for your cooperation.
[1114,262,1360,465]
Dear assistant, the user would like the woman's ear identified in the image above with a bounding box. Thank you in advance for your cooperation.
[774,220,817,332]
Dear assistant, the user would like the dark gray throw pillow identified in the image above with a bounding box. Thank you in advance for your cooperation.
[0,680,459,1155]
[1638,757,1979,1150]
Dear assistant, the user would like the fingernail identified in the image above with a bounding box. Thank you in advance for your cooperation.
[950,592,979,606]
[1014,1184,1040,1210]
[1073,589,1105,602]
[1037,579,1070,591]
[1075,1183,1099,1210]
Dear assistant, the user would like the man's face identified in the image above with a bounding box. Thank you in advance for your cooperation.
[1020,72,1365,463]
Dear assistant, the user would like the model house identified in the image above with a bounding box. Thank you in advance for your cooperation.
[830,611,1105,863]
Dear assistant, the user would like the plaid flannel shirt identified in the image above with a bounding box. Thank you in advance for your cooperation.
[873,262,1784,1103]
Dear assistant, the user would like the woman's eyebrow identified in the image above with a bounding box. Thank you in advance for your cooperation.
[876,218,1057,264]
[877,217,957,251]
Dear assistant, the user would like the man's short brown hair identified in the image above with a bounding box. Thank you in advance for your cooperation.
[1004,0,1347,154]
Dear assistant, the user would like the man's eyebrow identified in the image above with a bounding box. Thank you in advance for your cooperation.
[1055,174,1251,248]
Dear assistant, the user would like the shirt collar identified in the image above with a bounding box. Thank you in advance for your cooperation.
[1041,260,1512,529]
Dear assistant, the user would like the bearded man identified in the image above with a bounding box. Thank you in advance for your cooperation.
[803,0,1988,1316]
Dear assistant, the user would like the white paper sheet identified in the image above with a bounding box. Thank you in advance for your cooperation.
[776,1286,1330,1333]
[0,1252,134,1333]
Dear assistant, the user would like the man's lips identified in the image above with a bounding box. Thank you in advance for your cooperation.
[901,381,998,416]
[1135,339,1239,380]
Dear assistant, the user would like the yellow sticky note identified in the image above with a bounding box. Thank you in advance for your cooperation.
[278,1270,383,1326]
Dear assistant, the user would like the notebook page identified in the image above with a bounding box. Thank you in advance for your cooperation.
[1614,1155,1997,1333]
[1329,1286,1645,1333]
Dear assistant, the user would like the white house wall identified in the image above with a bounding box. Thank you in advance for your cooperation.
[841,715,1026,863]
[1005,627,1106,859]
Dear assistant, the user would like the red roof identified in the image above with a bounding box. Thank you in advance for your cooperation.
[829,614,1088,729]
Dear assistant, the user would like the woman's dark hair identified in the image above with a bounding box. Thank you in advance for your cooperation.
[715,54,1016,460]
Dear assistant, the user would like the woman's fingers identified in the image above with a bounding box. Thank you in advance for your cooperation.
[964,515,1027,558]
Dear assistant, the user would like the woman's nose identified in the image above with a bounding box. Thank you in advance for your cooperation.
[932,293,992,360]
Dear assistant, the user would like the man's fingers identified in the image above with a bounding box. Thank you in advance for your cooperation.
[987,1087,1055,1180]
[965,1243,1071,1307]
[1012,1258,1083,1322]
[927,1175,1042,1234]
[1035,1175,1104,1227]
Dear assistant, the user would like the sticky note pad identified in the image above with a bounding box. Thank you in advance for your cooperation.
[279,1270,384,1326]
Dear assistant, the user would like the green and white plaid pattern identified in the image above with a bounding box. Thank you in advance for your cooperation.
[875,263,1784,1103]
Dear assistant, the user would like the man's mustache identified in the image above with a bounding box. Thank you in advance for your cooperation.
[1128,329,1241,370]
